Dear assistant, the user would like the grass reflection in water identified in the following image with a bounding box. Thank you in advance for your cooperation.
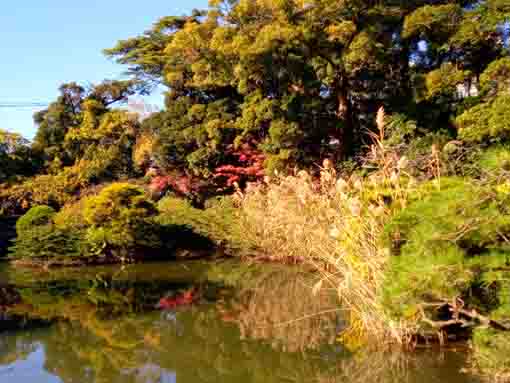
[0,261,481,383]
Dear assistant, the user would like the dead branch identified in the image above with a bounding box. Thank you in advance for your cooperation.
[419,300,510,333]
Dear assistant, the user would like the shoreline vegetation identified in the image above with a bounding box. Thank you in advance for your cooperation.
[1,0,510,380]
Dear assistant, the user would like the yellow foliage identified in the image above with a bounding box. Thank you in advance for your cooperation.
[133,132,156,170]
[326,21,357,45]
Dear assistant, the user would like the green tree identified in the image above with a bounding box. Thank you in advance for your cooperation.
[103,1,500,174]
[0,129,35,181]
[32,80,140,169]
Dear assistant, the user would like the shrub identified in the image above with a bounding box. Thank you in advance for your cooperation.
[457,94,510,143]
[10,184,165,262]
[479,57,510,96]
[16,205,56,235]
[382,177,510,348]
[82,183,160,258]
[156,195,241,250]
[10,205,83,261]
[53,199,88,231]
[10,225,83,260]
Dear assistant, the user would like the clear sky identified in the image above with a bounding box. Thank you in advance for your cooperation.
[0,0,208,138]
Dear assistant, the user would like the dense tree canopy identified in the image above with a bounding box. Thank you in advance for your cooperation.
[0,80,144,213]
[104,0,509,182]
[32,80,142,170]
[2,0,509,208]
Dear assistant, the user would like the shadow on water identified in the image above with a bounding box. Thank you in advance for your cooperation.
[0,261,482,383]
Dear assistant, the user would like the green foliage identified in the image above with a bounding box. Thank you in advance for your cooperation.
[0,168,82,212]
[0,129,37,182]
[0,143,134,213]
[344,31,383,73]
[480,57,510,95]
[10,205,82,260]
[457,94,510,142]
[156,195,242,250]
[82,183,160,256]
[16,205,56,235]
[477,145,510,173]
[0,78,145,216]
[10,225,83,260]
[101,0,509,180]
[403,4,461,40]
[472,329,510,380]
[383,178,510,330]
[424,63,471,100]
[142,96,237,176]
[9,184,165,262]
[383,114,418,147]
[326,21,357,45]
[384,241,472,318]
[31,82,85,167]
[103,16,188,85]
[107,0,426,167]
[32,80,140,169]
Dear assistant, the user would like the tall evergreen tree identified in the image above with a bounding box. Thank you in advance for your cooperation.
[105,0,509,180]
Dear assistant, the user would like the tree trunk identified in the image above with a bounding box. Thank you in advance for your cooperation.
[335,87,354,160]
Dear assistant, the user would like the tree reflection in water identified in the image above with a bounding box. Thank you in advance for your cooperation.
[0,261,481,383]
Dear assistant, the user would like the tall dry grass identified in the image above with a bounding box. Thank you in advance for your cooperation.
[235,170,409,344]
[233,108,439,345]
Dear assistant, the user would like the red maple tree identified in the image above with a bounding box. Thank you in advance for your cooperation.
[214,142,266,187]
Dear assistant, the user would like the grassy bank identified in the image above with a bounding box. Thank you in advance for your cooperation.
[4,121,510,381]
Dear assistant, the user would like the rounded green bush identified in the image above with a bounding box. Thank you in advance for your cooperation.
[16,205,56,235]
[82,183,159,255]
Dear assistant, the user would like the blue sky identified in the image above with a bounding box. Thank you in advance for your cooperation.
[0,0,208,138]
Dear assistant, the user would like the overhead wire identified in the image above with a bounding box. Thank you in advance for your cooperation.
[0,101,49,109]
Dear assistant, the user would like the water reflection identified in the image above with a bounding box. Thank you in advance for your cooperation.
[0,261,481,383]
[207,262,340,353]
[0,345,61,383]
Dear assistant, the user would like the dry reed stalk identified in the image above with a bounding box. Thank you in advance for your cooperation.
[236,170,414,344]
[233,106,432,345]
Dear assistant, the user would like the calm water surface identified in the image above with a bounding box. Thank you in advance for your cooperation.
[0,261,481,383]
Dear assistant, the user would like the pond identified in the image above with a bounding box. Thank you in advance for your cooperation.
[0,260,482,383]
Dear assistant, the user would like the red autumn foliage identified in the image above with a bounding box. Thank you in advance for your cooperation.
[149,174,192,195]
[214,143,266,187]
[156,289,197,310]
